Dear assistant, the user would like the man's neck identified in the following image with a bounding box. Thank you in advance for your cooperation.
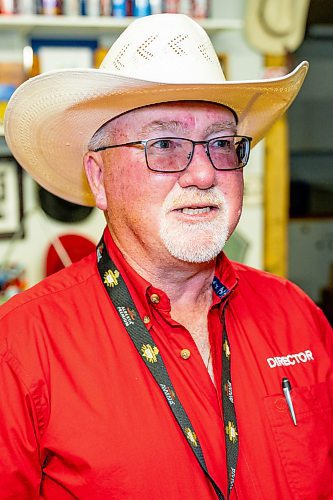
[110,229,216,308]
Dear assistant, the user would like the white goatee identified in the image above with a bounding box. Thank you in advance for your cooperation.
[159,185,229,263]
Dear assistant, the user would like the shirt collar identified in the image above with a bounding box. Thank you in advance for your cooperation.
[212,252,238,306]
[103,226,151,303]
[102,226,238,310]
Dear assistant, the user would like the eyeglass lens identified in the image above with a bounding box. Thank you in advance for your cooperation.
[145,136,250,172]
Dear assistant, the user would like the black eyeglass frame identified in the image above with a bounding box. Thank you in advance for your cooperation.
[92,135,253,173]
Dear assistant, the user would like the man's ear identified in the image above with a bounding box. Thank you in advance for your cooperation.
[83,152,107,210]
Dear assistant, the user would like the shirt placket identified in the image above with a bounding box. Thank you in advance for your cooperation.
[143,286,229,495]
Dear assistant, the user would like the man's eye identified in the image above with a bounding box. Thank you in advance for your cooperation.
[211,138,231,150]
[152,139,173,149]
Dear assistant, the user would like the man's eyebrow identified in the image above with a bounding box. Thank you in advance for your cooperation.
[139,119,237,137]
[204,121,237,136]
[140,120,187,136]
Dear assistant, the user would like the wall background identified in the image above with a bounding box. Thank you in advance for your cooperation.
[0,0,266,289]
[1,1,332,317]
[288,33,333,302]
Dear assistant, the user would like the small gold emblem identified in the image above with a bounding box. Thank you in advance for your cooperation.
[223,339,230,359]
[127,307,136,321]
[184,427,198,447]
[224,380,234,403]
[141,344,159,363]
[103,269,120,287]
[168,387,176,401]
[226,421,238,444]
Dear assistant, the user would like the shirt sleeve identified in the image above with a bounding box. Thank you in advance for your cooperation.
[315,303,333,355]
[0,346,43,497]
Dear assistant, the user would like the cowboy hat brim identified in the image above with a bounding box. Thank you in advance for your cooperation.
[4,61,308,206]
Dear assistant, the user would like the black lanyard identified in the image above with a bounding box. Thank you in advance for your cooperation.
[97,237,239,499]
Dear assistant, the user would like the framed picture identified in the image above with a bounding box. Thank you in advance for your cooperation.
[29,39,98,77]
[0,157,24,240]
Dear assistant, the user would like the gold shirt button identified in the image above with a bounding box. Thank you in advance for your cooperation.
[180,349,191,360]
[150,293,160,304]
[143,315,151,324]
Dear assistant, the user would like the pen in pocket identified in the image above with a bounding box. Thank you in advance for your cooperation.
[282,377,297,426]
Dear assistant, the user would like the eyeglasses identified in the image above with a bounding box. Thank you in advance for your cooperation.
[92,135,252,173]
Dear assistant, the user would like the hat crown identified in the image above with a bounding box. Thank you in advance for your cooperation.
[100,14,226,84]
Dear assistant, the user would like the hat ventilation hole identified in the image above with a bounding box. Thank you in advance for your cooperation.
[198,43,214,63]
[112,43,130,71]
[136,34,159,60]
[168,34,189,55]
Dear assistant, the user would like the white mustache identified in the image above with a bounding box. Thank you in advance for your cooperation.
[163,186,225,213]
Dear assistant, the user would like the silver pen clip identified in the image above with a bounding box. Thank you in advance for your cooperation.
[282,377,297,426]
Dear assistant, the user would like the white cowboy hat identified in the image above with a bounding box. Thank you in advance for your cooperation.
[4,13,308,206]
[245,0,311,55]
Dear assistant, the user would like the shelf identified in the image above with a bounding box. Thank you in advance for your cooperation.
[0,14,243,140]
[0,15,243,36]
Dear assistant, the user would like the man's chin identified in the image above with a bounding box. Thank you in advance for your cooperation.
[169,250,221,264]
[159,213,229,264]
[161,235,227,264]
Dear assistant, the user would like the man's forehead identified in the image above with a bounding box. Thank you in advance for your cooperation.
[131,100,235,117]
[116,101,237,132]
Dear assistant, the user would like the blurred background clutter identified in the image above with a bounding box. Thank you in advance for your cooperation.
[0,0,210,17]
[0,0,332,324]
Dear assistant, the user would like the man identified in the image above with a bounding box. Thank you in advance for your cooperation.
[1,13,332,500]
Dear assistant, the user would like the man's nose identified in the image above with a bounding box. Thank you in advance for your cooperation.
[178,144,216,190]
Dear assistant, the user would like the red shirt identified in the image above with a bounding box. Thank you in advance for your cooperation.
[0,227,332,499]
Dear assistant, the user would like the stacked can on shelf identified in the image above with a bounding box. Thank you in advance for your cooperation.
[0,0,210,17]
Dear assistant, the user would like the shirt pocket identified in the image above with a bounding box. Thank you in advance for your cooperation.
[264,381,333,500]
